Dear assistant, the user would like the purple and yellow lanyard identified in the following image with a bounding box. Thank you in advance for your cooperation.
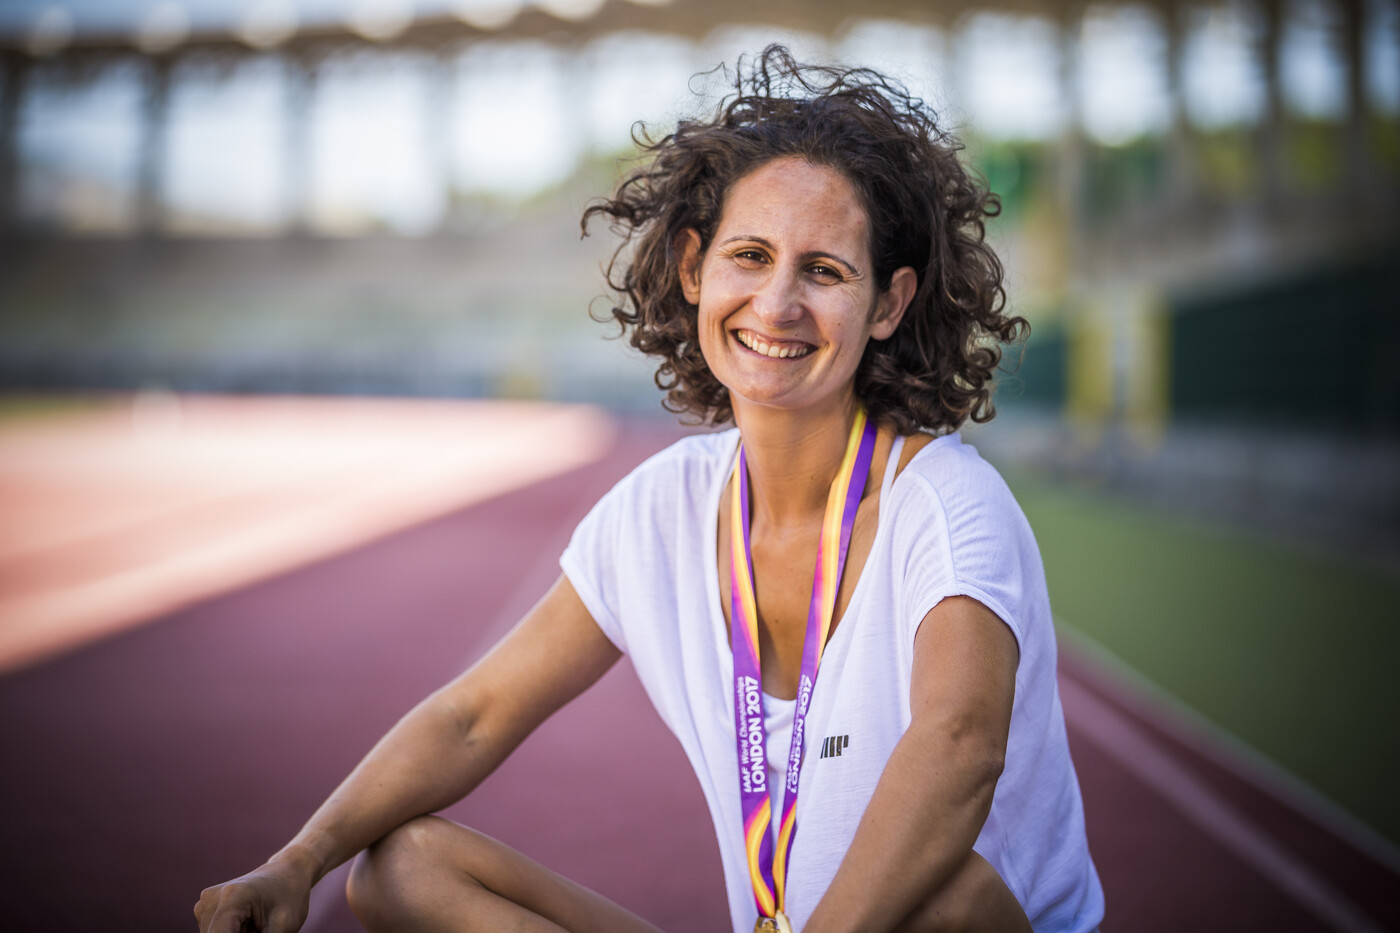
[730,408,877,932]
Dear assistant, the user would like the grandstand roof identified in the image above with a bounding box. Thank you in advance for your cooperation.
[0,0,1147,60]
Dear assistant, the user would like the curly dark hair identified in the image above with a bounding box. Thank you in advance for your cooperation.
[582,44,1026,434]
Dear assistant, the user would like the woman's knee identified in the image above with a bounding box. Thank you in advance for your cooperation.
[346,816,478,926]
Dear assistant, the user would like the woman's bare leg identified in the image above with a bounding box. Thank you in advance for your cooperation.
[346,816,663,933]
[892,851,1031,933]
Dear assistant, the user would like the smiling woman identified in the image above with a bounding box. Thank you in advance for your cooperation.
[583,47,1022,436]
[675,157,913,419]
[196,45,1102,933]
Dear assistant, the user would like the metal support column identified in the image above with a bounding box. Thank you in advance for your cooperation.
[0,52,28,231]
[1338,0,1374,205]
[1055,3,1087,265]
[1157,0,1197,220]
[137,54,173,235]
[426,47,456,233]
[1257,0,1287,209]
[282,54,315,234]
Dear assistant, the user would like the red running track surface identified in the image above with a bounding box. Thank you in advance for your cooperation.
[1,412,1395,932]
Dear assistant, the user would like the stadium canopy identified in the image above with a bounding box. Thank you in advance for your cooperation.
[0,0,1178,60]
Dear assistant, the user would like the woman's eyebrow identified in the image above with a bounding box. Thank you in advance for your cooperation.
[719,235,860,275]
[798,251,859,275]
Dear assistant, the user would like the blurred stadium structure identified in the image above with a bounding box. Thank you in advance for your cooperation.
[0,0,1398,559]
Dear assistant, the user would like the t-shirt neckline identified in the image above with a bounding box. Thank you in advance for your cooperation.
[705,429,907,702]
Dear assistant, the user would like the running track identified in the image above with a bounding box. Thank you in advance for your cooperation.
[0,398,1395,932]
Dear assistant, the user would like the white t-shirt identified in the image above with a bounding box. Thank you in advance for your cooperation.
[561,429,1104,932]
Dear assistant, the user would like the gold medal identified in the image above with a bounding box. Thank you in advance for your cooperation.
[753,912,794,933]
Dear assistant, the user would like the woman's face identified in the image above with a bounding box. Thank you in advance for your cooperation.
[678,157,915,420]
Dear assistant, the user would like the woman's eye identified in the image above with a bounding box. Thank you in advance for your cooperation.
[734,250,765,263]
[809,264,842,281]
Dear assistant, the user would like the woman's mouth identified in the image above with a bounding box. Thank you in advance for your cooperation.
[734,329,814,360]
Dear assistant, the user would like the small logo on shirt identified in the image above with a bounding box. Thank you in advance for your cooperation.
[819,734,850,759]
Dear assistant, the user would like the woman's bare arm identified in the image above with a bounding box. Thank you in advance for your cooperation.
[803,594,1026,933]
[195,574,620,933]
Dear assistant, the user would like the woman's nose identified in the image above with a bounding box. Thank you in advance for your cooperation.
[750,268,803,327]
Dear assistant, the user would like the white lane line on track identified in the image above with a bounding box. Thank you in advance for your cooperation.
[0,396,616,674]
[1058,625,1400,875]
[1059,675,1385,933]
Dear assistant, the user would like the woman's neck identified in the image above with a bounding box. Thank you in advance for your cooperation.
[732,394,861,531]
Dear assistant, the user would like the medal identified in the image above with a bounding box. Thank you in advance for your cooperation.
[753,910,794,932]
[731,408,876,928]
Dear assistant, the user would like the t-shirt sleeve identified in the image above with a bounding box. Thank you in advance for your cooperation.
[896,463,1034,653]
[559,478,631,654]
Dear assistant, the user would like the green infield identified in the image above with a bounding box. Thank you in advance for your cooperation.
[1005,473,1400,853]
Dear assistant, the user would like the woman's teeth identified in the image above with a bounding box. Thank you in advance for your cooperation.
[736,331,812,359]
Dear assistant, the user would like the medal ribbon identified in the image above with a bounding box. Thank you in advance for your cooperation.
[730,408,877,922]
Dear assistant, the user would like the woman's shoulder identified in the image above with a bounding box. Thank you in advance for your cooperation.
[895,432,1010,497]
[887,433,1045,640]
[889,431,1026,532]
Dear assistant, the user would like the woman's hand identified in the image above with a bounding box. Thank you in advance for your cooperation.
[193,574,620,933]
[194,849,315,933]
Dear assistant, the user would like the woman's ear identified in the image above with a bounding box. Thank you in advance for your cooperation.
[870,266,917,340]
[676,229,703,305]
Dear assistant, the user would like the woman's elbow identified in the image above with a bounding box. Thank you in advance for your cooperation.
[962,744,1005,816]
[918,715,1008,804]
[973,740,1006,788]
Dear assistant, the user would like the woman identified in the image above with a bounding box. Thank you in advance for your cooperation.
[195,46,1103,933]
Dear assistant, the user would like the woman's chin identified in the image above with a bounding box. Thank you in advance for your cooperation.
[727,381,856,419]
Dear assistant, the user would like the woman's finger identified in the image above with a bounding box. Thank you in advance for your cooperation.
[198,886,256,933]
